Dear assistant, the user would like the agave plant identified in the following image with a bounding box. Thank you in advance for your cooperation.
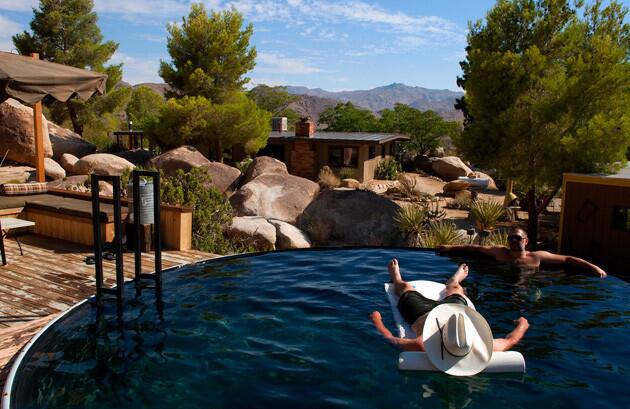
[470,200,505,233]
[486,228,509,247]
[419,220,464,248]
[395,204,428,237]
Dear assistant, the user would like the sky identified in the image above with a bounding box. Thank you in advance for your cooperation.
[0,0,628,92]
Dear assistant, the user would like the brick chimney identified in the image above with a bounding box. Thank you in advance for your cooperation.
[295,117,315,137]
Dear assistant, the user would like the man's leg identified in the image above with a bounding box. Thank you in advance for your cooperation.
[389,258,415,296]
[443,264,468,297]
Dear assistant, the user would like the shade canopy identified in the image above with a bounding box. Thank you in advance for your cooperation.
[0,51,107,104]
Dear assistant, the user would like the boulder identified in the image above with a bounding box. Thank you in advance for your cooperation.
[226,216,276,250]
[432,156,473,182]
[298,189,401,246]
[340,178,360,189]
[200,162,242,194]
[468,171,498,190]
[443,180,471,193]
[98,181,114,197]
[73,153,135,176]
[269,219,311,249]
[44,158,66,180]
[0,98,52,165]
[146,145,210,177]
[47,175,89,191]
[230,173,319,223]
[413,155,437,174]
[114,149,154,167]
[48,122,96,160]
[59,153,79,174]
[242,156,288,184]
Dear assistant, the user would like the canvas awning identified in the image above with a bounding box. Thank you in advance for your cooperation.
[0,52,107,181]
[0,51,107,104]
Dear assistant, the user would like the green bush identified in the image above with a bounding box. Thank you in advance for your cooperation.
[236,156,253,174]
[419,220,463,248]
[160,167,244,254]
[470,200,505,233]
[375,158,401,180]
[338,167,357,179]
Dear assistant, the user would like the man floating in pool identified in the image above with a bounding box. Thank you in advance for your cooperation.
[437,226,607,278]
[370,259,529,355]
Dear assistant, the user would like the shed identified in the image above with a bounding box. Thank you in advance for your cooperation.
[558,164,630,275]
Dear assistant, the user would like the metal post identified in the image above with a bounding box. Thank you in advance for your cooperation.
[133,171,142,295]
[91,175,104,305]
[112,176,124,317]
[153,171,162,300]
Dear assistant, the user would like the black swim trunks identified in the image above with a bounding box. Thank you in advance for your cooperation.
[397,291,468,325]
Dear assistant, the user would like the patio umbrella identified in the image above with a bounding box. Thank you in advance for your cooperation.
[0,51,107,181]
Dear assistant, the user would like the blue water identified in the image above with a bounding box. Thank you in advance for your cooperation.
[9,249,630,409]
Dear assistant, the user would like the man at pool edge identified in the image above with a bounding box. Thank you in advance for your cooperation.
[437,226,607,278]
[370,259,530,354]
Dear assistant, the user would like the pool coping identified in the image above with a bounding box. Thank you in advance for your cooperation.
[2,247,438,408]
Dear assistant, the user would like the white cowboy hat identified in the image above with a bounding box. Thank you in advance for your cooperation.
[422,303,493,376]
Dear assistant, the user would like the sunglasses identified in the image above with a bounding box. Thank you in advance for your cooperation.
[507,235,525,242]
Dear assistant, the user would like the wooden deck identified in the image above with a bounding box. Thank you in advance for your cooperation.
[0,234,217,388]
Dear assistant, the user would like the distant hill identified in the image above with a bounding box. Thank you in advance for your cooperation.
[116,81,171,97]
[285,83,464,121]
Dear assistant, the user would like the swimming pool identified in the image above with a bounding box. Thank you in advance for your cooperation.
[5,249,629,408]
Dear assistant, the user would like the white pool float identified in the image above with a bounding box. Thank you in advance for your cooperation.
[384,280,526,373]
[457,176,490,188]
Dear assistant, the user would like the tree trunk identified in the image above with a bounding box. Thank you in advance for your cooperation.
[526,188,539,250]
[66,100,83,136]
[214,138,223,163]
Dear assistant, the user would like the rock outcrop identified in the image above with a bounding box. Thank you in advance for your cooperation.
[226,216,277,250]
[44,157,66,180]
[146,145,210,177]
[230,173,319,223]
[73,153,135,176]
[201,162,242,195]
[432,156,472,182]
[59,153,79,174]
[298,189,401,246]
[443,180,471,193]
[48,122,96,160]
[242,156,288,184]
[340,178,360,189]
[269,219,311,249]
[0,99,52,165]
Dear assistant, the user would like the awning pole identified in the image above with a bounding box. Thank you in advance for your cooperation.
[31,53,45,182]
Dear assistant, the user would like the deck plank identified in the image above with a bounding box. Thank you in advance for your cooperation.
[0,234,219,392]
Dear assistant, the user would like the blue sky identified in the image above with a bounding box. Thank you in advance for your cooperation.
[0,0,628,91]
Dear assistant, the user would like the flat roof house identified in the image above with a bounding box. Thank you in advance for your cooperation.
[258,118,409,181]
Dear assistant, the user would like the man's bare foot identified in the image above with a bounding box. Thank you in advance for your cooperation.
[450,263,469,284]
[388,258,403,283]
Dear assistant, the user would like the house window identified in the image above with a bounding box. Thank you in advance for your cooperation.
[613,206,630,230]
[329,146,358,168]
[368,145,377,159]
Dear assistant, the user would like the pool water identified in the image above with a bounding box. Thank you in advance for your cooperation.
[8,249,630,409]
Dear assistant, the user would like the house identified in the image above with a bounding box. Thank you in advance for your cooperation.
[558,164,630,275]
[257,118,409,181]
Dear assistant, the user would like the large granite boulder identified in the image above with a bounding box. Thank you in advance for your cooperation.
[269,219,311,249]
[443,180,471,193]
[114,149,154,167]
[0,99,52,165]
[432,156,472,182]
[48,122,96,160]
[73,153,135,176]
[44,157,66,180]
[242,156,288,184]
[146,145,210,177]
[298,189,401,246]
[226,216,276,250]
[201,162,242,195]
[230,173,319,224]
[59,153,79,174]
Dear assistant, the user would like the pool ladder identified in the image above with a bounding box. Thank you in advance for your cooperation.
[90,170,163,318]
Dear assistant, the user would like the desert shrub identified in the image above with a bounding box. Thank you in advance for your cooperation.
[395,204,428,237]
[419,220,463,248]
[397,173,417,199]
[236,156,253,174]
[375,158,401,180]
[318,166,340,189]
[470,200,505,233]
[338,167,357,179]
[486,228,509,247]
[445,194,473,210]
[160,167,243,254]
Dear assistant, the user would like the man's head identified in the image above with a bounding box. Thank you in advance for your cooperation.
[507,226,528,251]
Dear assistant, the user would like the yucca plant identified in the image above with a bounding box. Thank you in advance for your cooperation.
[486,228,509,247]
[395,204,428,244]
[419,220,463,248]
[470,200,505,233]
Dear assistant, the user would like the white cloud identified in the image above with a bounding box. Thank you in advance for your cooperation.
[255,52,322,74]
[0,0,37,12]
[139,33,166,43]
[0,14,22,53]
[248,76,290,87]
[110,51,162,84]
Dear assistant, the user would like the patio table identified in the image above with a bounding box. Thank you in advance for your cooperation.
[0,218,35,265]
